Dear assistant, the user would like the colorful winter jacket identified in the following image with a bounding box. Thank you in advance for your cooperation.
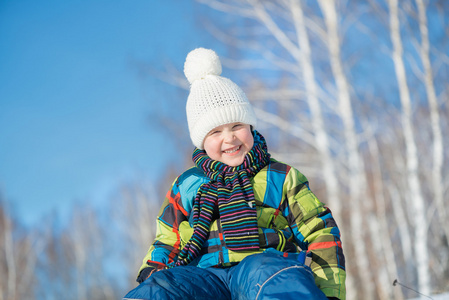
[137,158,346,299]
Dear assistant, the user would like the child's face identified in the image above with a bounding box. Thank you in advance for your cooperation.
[203,122,254,166]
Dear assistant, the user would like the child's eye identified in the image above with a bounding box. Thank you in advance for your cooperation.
[233,124,243,129]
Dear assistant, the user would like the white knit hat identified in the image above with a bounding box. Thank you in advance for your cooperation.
[184,48,257,149]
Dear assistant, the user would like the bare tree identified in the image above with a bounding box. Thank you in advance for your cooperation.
[36,205,122,300]
[387,0,430,295]
[366,133,403,300]
[415,0,447,243]
[316,1,374,298]
[112,182,161,289]
[0,200,41,300]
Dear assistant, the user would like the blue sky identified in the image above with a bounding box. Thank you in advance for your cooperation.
[0,0,211,225]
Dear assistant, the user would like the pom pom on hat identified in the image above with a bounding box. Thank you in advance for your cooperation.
[184,48,257,149]
[184,48,222,84]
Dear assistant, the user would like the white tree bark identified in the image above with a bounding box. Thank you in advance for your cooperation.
[415,0,447,242]
[368,135,404,300]
[284,0,341,212]
[387,0,430,295]
[316,1,371,298]
[384,127,414,270]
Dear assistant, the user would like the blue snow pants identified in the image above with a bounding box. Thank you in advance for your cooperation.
[123,250,327,300]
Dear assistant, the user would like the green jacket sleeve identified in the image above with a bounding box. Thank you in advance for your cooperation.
[136,177,193,283]
[284,167,346,300]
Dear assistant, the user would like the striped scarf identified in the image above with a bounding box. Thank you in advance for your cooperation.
[174,130,270,266]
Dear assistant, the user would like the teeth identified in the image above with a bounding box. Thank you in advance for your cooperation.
[224,146,240,153]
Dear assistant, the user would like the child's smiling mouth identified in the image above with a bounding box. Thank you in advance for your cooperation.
[223,145,241,154]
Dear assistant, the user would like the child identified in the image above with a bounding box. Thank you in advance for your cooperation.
[124,48,346,300]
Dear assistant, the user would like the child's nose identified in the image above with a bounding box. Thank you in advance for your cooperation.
[223,131,235,142]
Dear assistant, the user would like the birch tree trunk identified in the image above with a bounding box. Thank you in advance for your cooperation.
[415,0,447,242]
[283,0,341,217]
[368,134,404,300]
[316,1,371,298]
[383,127,414,275]
[387,0,430,295]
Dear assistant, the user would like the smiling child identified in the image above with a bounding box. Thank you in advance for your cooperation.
[123,48,346,300]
